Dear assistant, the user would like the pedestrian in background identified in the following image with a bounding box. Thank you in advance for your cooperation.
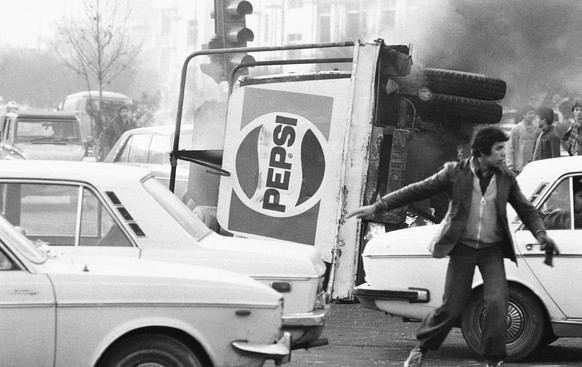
[506,105,540,174]
[99,103,136,160]
[562,99,582,156]
[346,126,558,367]
[532,106,561,161]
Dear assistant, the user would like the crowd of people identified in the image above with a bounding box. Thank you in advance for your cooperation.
[506,100,582,175]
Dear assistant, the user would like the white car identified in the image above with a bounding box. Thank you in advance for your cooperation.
[354,156,582,362]
[0,214,289,367]
[0,160,329,350]
[102,124,199,204]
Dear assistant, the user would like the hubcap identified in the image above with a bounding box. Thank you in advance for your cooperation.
[478,300,525,344]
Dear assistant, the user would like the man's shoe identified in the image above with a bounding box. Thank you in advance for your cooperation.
[485,361,503,367]
[403,345,426,367]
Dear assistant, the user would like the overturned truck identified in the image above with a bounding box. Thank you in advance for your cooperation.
[170,39,506,300]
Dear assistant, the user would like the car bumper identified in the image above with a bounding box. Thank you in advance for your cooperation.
[232,331,291,365]
[282,291,330,349]
[354,283,431,310]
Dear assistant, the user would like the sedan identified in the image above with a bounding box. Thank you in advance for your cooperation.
[0,214,289,367]
[354,156,582,362]
[0,160,329,350]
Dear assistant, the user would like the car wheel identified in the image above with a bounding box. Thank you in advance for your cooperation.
[99,333,208,367]
[421,68,507,101]
[421,93,503,125]
[460,286,546,362]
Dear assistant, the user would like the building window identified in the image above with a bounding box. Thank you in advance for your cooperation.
[288,0,303,9]
[319,14,331,42]
[382,0,397,30]
[287,33,302,44]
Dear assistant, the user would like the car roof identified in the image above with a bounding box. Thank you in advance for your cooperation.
[517,156,582,197]
[519,156,582,180]
[8,111,78,121]
[64,90,131,100]
[0,161,153,186]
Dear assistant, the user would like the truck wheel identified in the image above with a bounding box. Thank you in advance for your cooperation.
[99,334,208,367]
[421,68,506,101]
[422,93,503,125]
[460,286,546,362]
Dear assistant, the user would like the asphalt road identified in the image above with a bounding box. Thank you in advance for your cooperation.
[266,302,582,367]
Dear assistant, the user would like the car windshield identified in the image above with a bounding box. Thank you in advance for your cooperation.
[0,216,47,264]
[16,120,82,144]
[142,177,212,241]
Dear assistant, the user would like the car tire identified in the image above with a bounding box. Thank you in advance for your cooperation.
[460,286,546,362]
[98,333,207,367]
[421,93,503,125]
[421,68,507,101]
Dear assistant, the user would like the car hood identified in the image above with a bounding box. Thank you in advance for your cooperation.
[145,232,326,279]
[205,233,326,277]
[16,143,85,161]
[40,253,281,306]
[362,225,437,257]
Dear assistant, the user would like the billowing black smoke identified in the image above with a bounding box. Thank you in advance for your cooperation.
[382,0,582,111]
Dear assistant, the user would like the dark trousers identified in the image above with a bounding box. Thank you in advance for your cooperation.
[416,243,508,362]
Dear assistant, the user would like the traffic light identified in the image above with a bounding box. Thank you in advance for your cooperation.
[219,0,254,48]
[200,36,228,84]
[200,0,255,83]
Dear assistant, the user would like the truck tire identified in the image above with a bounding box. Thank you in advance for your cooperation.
[422,68,507,101]
[422,93,503,125]
[460,286,546,362]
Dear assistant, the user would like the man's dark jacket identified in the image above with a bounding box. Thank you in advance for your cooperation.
[373,158,546,263]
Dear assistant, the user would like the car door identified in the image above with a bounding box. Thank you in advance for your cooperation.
[0,246,55,367]
[0,182,140,258]
[512,175,582,318]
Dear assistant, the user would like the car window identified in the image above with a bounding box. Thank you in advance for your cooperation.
[539,177,582,231]
[61,97,80,111]
[2,119,11,141]
[148,135,170,164]
[117,135,133,162]
[0,183,132,247]
[15,121,55,141]
[0,248,14,270]
[142,177,211,241]
[127,134,151,163]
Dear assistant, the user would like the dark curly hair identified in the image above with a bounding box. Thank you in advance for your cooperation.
[471,125,509,157]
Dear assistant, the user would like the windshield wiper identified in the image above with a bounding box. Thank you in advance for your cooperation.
[29,136,57,143]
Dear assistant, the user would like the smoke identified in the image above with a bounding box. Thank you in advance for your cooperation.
[383,0,582,110]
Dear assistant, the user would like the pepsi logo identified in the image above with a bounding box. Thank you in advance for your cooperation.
[233,112,327,217]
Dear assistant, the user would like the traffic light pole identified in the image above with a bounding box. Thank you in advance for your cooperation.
[169,41,356,192]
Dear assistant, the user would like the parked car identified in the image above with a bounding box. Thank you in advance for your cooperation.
[104,125,195,203]
[0,213,290,367]
[0,160,330,350]
[0,112,94,161]
[354,156,582,361]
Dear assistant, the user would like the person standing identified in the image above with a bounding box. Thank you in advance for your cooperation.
[346,126,558,367]
[506,105,540,174]
[562,100,582,156]
[99,103,136,160]
[532,107,561,161]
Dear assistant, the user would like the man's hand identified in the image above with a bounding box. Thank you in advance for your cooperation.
[537,233,560,267]
[346,205,377,219]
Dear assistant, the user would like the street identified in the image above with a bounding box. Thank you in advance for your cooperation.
[267,302,582,367]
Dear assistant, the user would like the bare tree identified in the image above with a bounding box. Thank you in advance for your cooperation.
[53,0,142,137]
